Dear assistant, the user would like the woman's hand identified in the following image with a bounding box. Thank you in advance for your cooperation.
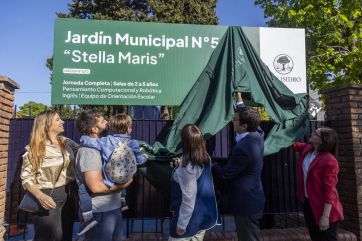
[38,193,56,209]
[176,227,186,236]
[173,157,181,165]
[319,215,329,231]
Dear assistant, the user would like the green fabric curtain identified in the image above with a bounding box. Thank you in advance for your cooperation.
[141,27,310,196]
[153,26,309,157]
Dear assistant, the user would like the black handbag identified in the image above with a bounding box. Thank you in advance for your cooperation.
[19,151,65,213]
[18,191,46,213]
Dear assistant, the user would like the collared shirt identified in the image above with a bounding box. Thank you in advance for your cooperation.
[21,138,75,190]
[302,151,318,198]
[236,101,244,106]
[235,132,249,143]
[235,100,250,142]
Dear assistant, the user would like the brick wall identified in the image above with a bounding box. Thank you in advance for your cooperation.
[321,84,362,240]
[0,76,19,239]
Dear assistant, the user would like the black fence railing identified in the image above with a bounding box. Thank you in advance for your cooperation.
[4,117,326,239]
[13,105,180,121]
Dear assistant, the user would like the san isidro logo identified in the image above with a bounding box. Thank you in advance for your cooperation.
[273,54,293,75]
[273,54,302,84]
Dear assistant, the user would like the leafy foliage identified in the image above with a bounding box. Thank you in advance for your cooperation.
[255,0,362,90]
[49,105,78,119]
[258,107,271,121]
[57,0,218,24]
[17,102,79,119]
[17,101,47,117]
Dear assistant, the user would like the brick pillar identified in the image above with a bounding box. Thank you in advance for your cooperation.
[0,76,20,239]
[321,84,362,240]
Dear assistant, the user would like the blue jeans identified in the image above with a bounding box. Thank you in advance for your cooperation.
[78,183,92,215]
[84,208,123,241]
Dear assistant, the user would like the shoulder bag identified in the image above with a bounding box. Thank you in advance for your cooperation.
[19,151,65,213]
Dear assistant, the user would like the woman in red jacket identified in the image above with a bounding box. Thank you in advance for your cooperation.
[292,127,343,241]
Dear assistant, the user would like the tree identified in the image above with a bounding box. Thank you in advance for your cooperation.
[255,0,362,91]
[49,105,77,119]
[17,101,47,117]
[56,0,217,24]
[276,55,290,71]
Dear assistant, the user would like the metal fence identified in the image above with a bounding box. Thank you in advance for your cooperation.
[4,116,326,239]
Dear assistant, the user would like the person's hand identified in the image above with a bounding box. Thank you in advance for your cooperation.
[234,92,243,102]
[38,193,56,209]
[173,157,181,165]
[119,178,133,189]
[176,227,186,236]
[161,113,169,120]
[319,215,329,231]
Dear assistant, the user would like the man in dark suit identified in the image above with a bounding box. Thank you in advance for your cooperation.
[213,92,265,241]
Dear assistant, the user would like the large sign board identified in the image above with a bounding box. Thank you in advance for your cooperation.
[52,19,306,105]
[52,19,227,105]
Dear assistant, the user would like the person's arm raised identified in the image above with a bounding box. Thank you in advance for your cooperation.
[235,91,243,103]
[235,92,245,108]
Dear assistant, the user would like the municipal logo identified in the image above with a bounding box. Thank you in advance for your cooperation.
[236,47,246,65]
[233,47,246,75]
[273,54,293,75]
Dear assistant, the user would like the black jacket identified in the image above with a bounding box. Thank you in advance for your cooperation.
[213,131,265,216]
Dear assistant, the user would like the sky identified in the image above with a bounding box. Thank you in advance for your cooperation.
[0,0,266,108]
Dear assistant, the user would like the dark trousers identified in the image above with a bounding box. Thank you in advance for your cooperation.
[32,184,76,241]
[234,212,262,241]
[303,199,339,241]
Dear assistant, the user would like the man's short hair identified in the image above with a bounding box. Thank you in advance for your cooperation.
[76,109,103,135]
[236,107,260,132]
[109,113,132,134]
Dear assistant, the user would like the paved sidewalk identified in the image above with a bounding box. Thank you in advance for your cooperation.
[126,232,237,241]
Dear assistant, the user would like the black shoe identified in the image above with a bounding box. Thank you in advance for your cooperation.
[77,217,98,236]
[121,198,129,212]
[121,204,129,211]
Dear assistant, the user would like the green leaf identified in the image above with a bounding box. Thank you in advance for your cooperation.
[288,9,297,16]
[339,14,349,23]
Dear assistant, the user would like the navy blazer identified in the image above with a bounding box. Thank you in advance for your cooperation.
[213,130,265,216]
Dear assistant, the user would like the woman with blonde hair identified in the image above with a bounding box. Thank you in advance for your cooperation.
[20,110,78,241]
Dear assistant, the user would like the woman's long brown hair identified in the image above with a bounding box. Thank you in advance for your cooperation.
[318,127,339,157]
[181,124,209,168]
[28,110,66,172]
